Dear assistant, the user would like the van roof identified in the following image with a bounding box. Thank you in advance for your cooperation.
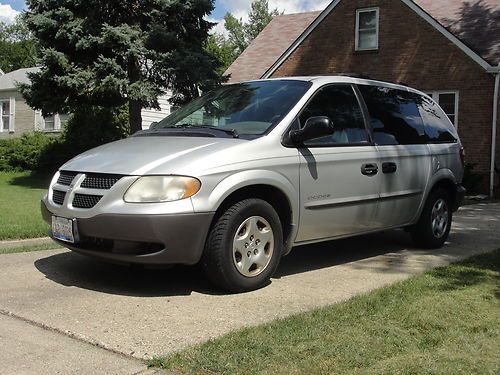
[241,75,427,96]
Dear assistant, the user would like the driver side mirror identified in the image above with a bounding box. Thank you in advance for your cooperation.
[289,116,335,144]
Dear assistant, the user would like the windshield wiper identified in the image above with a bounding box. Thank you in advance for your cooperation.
[173,124,239,138]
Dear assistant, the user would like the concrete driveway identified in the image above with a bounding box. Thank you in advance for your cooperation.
[1,203,499,372]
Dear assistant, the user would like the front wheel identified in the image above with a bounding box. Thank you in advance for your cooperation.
[410,188,452,249]
[201,199,283,292]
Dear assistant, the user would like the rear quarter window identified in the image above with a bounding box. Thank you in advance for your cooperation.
[417,95,458,143]
[358,85,427,145]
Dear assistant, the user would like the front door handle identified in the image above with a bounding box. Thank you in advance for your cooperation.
[361,163,378,176]
[382,162,397,174]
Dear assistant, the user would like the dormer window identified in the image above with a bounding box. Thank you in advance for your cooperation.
[355,8,379,51]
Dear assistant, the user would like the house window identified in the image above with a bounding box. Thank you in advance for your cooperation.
[355,8,379,51]
[426,91,459,127]
[44,115,55,130]
[0,100,10,132]
[42,113,62,131]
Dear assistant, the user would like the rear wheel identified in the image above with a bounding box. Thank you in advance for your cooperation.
[410,188,452,248]
[201,199,283,292]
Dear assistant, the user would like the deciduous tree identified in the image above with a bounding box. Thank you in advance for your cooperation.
[208,0,282,73]
[0,16,37,73]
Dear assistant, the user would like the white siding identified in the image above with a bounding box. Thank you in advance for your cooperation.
[141,94,171,129]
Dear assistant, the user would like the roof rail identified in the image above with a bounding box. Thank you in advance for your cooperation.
[336,72,371,79]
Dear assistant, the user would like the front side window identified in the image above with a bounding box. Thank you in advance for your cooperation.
[153,80,312,139]
[0,100,10,132]
[299,85,369,146]
[425,91,458,127]
[358,85,426,145]
[356,8,379,51]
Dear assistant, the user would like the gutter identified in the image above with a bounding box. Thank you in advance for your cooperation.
[487,66,500,74]
[490,62,500,198]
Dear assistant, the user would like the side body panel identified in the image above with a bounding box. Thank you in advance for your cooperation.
[296,145,381,242]
[427,143,463,184]
[375,144,432,227]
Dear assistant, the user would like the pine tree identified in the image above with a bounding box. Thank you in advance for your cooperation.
[20,0,224,133]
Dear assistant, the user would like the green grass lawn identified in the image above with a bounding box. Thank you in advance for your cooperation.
[0,171,51,240]
[0,242,62,255]
[151,250,500,375]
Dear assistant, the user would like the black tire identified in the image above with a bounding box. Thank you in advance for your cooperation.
[201,198,283,293]
[410,188,452,249]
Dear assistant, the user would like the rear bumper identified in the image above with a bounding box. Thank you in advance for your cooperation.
[41,200,214,265]
[453,184,466,212]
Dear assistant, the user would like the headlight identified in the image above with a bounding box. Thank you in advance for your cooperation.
[124,176,201,203]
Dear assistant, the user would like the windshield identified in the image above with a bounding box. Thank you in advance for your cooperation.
[152,80,312,138]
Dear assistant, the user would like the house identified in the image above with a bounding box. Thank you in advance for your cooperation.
[225,0,500,196]
[0,68,67,138]
[141,93,172,129]
[0,67,171,137]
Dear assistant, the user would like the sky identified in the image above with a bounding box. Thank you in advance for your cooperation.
[0,0,330,30]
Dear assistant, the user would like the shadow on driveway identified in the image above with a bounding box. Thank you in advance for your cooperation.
[34,252,221,297]
[276,229,418,277]
[34,229,424,297]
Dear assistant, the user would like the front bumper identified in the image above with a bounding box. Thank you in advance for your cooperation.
[41,200,214,265]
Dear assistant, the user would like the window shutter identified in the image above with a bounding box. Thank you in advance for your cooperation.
[35,110,42,130]
[9,97,15,132]
[54,114,61,130]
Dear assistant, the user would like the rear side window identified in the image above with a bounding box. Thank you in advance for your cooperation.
[417,95,458,143]
[358,85,426,145]
[299,84,369,146]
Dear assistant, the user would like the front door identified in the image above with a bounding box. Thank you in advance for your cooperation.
[295,84,381,242]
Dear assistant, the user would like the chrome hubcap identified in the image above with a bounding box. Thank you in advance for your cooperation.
[232,216,274,277]
[431,198,449,238]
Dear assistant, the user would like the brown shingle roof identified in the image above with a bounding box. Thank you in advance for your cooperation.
[224,11,320,83]
[414,0,500,65]
[225,0,499,81]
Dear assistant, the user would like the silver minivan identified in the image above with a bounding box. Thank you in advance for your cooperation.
[41,76,466,292]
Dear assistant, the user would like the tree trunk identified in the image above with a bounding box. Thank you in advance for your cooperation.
[128,56,143,134]
[129,100,142,133]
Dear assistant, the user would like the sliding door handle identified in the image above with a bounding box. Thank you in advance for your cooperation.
[361,163,378,176]
[382,162,397,174]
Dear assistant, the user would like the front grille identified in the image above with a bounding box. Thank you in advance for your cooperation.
[81,174,123,190]
[57,171,77,186]
[52,190,66,205]
[72,194,103,209]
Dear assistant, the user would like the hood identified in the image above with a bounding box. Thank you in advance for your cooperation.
[60,136,247,175]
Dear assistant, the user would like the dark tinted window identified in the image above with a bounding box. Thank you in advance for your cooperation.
[299,85,369,146]
[418,95,457,143]
[358,85,426,145]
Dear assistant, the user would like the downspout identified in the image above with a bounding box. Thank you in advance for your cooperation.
[490,62,500,198]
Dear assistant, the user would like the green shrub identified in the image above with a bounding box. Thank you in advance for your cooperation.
[37,105,129,174]
[0,132,57,172]
[462,163,484,194]
[0,105,129,174]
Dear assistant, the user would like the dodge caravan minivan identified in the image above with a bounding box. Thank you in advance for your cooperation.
[42,76,465,292]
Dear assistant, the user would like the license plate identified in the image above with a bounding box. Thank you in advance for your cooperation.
[52,216,75,243]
